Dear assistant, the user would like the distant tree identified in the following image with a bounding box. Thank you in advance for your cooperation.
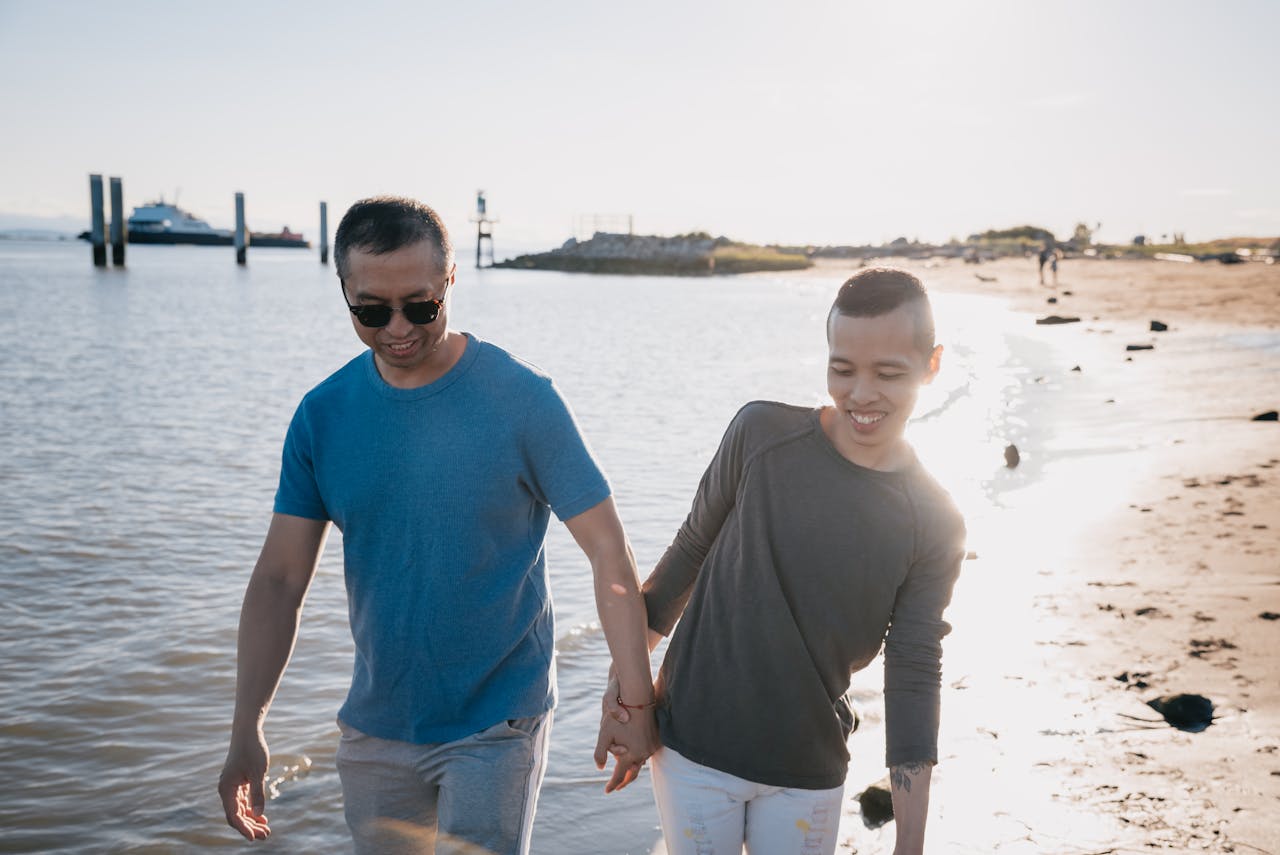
[1133,235,1146,246]
[1072,222,1093,245]
[975,225,1055,243]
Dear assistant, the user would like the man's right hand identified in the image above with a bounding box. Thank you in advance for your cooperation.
[218,732,271,841]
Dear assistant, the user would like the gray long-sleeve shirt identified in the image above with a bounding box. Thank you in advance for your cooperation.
[644,401,965,789]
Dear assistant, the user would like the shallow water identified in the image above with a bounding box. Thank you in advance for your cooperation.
[0,241,1111,853]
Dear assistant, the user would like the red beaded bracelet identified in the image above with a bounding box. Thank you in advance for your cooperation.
[616,696,658,711]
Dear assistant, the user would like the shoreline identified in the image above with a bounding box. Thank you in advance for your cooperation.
[793,254,1280,329]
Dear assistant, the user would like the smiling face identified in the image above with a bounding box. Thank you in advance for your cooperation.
[822,304,942,471]
[342,239,458,388]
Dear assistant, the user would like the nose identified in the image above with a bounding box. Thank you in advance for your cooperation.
[849,375,879,405]
[384,307,415,337]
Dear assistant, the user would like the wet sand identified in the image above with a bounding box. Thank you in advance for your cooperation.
[789,257,1280,853]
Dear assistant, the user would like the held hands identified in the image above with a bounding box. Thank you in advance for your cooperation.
[593,669,660,793]
[218,730,271,841]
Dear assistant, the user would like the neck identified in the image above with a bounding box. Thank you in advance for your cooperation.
[376,330,465,389]
[819,406,914,472]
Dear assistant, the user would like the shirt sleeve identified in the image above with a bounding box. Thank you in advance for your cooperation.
[643,405,752,636]
[520,378,611,522]
[273,401,330,522]
[882,504,965,767]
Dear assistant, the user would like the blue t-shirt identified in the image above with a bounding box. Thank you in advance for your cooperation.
[274,334,611,743]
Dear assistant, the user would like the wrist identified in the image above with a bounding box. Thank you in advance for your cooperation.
[616,695,657,711]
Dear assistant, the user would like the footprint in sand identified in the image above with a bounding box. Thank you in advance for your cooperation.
[1189,638,1238,658]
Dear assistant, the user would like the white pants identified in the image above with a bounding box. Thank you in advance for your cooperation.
[650,747,845,855]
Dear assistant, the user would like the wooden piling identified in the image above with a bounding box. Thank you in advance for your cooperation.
[319,201,329,265]
[89,174,106,267]
[234,192,246,265]
[109,177,126,266]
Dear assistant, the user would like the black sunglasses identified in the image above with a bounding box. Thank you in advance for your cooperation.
[340,280,444,328]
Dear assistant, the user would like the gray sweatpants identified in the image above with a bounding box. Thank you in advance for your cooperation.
[335,712,552,855]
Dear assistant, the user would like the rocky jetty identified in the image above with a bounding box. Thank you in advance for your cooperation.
[495,232,812,276]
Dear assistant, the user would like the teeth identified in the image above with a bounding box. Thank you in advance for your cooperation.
[851,412,884,425]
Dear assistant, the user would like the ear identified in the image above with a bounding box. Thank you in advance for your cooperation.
[922,344,943,385]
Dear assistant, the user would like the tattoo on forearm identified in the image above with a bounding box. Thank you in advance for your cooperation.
[890,761,925,793]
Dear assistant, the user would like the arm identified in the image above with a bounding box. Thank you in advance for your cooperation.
[643,409,750,635]
[563,498,660,793]
[601,411,754,736]
[882,510,964,855]
[217,513,329,841]
[889,760,933,855]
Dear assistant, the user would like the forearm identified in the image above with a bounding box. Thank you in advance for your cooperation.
[591,541,655,704]
[889,760,933,855]
[229,571,307,740]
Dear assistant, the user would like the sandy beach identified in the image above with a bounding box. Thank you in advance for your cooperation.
[778,256,1280,853]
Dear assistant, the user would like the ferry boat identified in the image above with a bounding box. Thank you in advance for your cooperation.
[126,200,233,245]
[80,200,311,248]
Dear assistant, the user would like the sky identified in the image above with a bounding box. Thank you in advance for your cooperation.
[1,0,1277,250]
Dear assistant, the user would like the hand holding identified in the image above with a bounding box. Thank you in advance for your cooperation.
[600,667,629,724]
[593,689,659,793]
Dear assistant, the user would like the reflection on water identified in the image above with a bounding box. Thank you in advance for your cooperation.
[0,242,1117,853]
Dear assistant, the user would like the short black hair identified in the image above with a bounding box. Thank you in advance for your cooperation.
[828,266,935,355]
[334,196,454,280]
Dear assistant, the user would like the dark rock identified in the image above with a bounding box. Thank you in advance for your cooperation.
[1036,315,1081,325]
[1260,612,1280,620]
[1004,444,1020,468]
[1047,296,1058,304]
[1070,365,1082,372]
[857,783,895,829]
[1150,320,1168,332]
[1147,693,1215,732]
[1252,411,1278,422]
[1062,290,1074,295]
[1126,344,1155,351]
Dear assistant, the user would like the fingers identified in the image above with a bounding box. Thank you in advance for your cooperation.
[220,781,271,840]
[593,726,610,770]
[602,673,629,723]
[249,774,267,818]
[604,758,642,794]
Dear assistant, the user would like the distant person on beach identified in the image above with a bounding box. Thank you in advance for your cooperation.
[1038,241,1053,284]
[599,267,966,855]
[217,196,657,853]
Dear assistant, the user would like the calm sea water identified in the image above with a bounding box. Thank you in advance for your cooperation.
[0,241,1102,854]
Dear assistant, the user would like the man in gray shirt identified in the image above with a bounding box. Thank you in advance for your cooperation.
[601,267,965,855]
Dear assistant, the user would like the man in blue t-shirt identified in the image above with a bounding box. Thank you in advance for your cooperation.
[217,197,658,854]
